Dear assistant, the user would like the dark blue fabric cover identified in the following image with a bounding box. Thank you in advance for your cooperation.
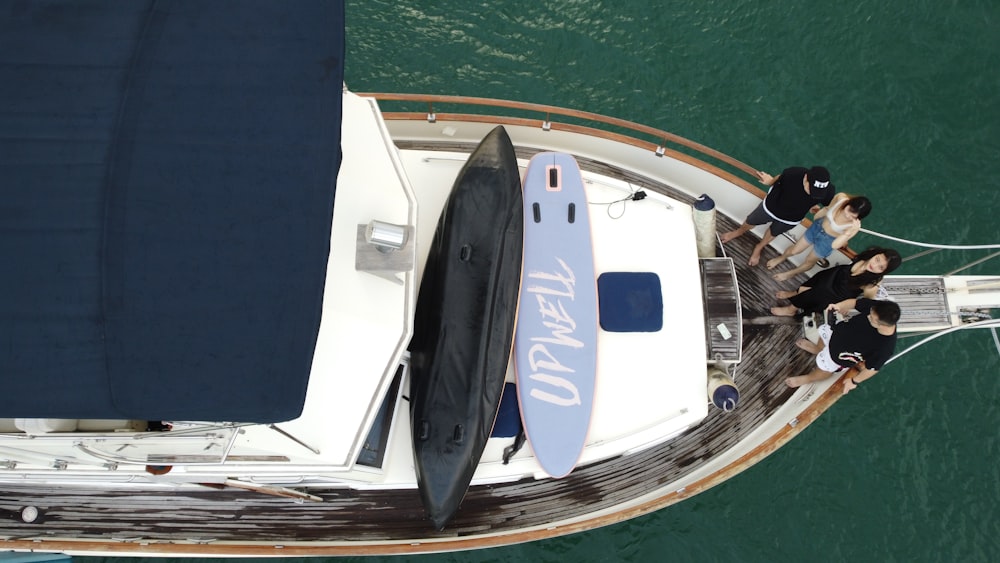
[490,383,522,438]
[0,0,344,422]
[597,272,664,332]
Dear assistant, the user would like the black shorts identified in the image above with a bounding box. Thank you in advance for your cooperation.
[745,202,799,236]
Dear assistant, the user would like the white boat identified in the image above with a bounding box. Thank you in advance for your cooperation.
[2,2,998,558]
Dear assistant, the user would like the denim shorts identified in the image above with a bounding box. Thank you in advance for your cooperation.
[803,218,836,258]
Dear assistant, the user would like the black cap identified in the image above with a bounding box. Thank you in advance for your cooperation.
[807,166,832,200]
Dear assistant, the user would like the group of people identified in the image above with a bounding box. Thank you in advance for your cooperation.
[720,166,901,395]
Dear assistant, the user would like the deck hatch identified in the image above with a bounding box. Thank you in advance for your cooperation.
[699,258,742,363]
[597,272,663,332]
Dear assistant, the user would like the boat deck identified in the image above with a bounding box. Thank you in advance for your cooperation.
[0,143,821,550]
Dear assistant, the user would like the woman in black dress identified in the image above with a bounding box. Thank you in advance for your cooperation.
[770,246,902,316]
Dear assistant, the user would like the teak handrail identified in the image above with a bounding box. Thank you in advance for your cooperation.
[359,92,760,179]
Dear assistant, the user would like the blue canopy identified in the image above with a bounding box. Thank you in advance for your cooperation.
[0,1,344,423]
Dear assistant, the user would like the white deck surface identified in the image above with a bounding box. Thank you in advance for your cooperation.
[584,176,709,453]
[273,93,416,468]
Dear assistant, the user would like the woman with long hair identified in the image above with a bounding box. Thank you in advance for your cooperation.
[766,193,872,282]
[770,246,902,316]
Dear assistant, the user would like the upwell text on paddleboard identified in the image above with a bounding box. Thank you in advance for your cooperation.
[526,258,583,407]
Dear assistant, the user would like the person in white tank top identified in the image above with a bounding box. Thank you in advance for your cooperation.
[822,196,854,234]
[765,193,872,282]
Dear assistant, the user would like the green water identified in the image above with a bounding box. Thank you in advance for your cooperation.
[89,1,1000,562]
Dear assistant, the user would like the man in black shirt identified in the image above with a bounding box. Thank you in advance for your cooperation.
[786,298,900,395]
[720,166,834,266]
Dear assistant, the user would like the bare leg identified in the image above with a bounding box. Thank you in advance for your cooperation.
[773,251,820,282]
[770,305,798,316]
[785,366,835,388]
[774,286,807,299]
[720,222,752,244]
[795,338,822,354]
[766,237,812,270]
[748,229,776,267]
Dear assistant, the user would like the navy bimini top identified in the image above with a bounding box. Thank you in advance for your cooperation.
[0,0,345,423]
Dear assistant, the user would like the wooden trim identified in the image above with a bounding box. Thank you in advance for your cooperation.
[380,111,763,198]
[365,93,759,178]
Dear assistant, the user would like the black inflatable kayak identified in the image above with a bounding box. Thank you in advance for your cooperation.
[409,126,523,530]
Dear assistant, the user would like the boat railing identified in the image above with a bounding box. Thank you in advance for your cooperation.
[76,427,241,466]
[860,227,1000,274]
[0,426,240,469]
[360,92,764,196]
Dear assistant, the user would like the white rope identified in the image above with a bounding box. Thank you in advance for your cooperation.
[883,318,1000,367]
[860,228,1000,250]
